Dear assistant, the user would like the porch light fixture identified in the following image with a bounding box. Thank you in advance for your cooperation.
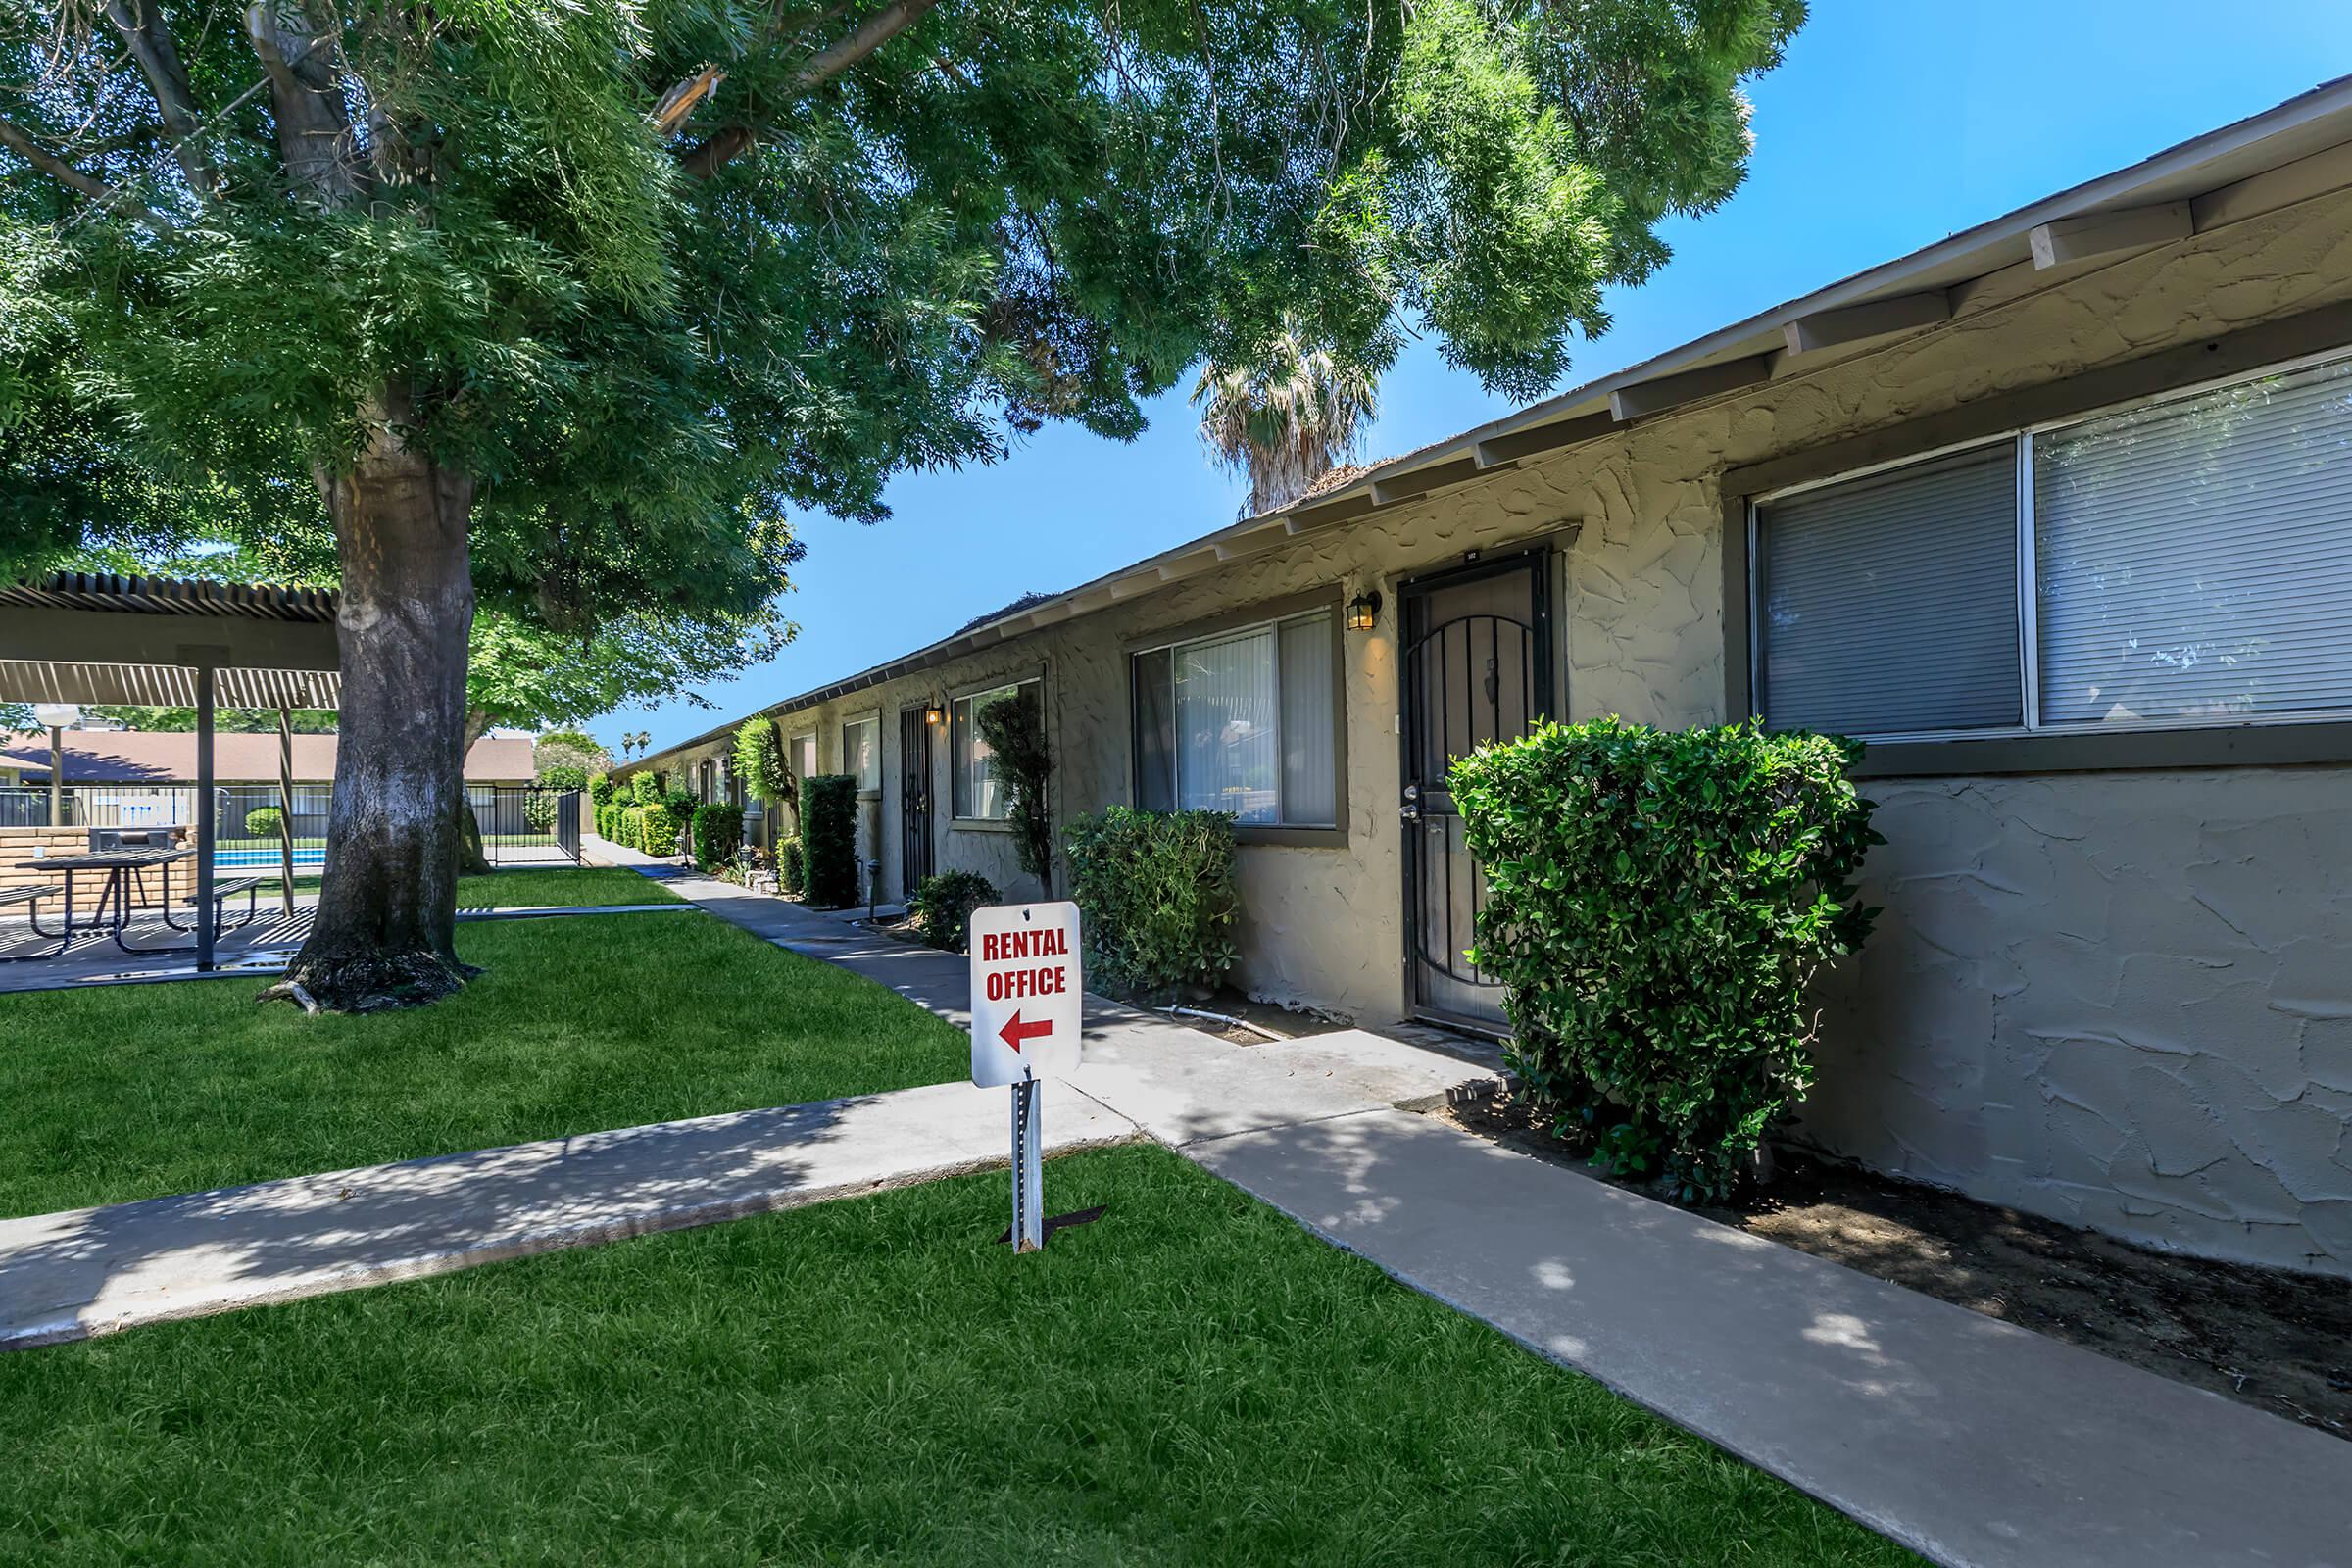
[923,701,946,725]
[1346,590,1383,632]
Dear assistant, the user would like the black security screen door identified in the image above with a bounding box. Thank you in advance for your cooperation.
[899,706,935,900]
[1398,548,1552,1032]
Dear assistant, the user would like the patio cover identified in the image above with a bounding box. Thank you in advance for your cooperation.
[0,573,342,967]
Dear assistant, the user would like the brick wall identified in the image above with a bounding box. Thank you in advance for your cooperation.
[0,826,195,910]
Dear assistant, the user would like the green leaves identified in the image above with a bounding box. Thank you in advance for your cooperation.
[733,715,796,809]
[1064,807,1240,997]
[1452,715,1876,1201]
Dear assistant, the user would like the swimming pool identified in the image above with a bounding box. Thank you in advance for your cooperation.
[214,847,327,869]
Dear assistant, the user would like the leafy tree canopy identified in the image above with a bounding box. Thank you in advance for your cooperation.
[5,0,1802,580]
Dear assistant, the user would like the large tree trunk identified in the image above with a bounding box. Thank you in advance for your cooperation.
[269,395,480,1013]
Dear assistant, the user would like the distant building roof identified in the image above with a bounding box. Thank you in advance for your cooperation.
[0,731,534,784]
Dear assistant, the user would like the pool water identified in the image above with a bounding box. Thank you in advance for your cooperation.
[214,848,327,869]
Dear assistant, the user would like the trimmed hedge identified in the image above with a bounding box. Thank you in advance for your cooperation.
[1064,806,1239,997]
[778,834,806,897]
[616,805,646,851]
[638,801,683,858]
[242,806,285,841]
[799,774,859,906]
[909,870,999,953]
[588,772,616,808]
[693,803,743,872]
[1451,716,1880,1201]
[540,762,589,792]
[630,772,661,805]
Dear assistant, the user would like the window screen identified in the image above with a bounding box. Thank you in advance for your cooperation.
[2035,356,2352,726]
[1758,444,2022,737]
[1131,610,1337,826]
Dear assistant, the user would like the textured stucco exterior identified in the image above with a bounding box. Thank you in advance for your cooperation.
[631,181,2352,1277]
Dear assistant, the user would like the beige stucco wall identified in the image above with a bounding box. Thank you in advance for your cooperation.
[628,182,2352,1275]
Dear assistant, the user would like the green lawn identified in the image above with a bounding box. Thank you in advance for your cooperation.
[0,911,964,1217]
[454,865,683,908]
[267,866,684,907]
[0,1146,1913,1566]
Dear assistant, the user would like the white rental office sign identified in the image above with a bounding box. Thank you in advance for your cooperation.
[969,901,1082,1250]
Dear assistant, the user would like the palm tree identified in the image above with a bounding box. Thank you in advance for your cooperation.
[623,730,651,759]
[1194,326,1379,517]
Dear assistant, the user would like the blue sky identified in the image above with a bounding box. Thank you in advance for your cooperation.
[617,0,2352,754]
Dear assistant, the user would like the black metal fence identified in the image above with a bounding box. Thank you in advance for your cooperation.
[0,783,582,867]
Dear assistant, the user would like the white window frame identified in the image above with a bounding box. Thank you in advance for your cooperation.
[1130,605,1341,830]
[789,729,818,781]
[1749,344,2352,745]
[951,676,1040,823]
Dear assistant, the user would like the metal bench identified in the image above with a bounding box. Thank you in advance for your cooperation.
[0,884,70,960]
[182,875,267,935]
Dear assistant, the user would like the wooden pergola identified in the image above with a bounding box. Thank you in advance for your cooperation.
[0,574,339,970]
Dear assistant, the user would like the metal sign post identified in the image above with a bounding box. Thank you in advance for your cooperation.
[969,901,1083,1252]
[1009,1078,1045,1251]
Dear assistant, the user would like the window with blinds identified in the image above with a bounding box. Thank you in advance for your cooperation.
[2034,355,2352,727]
[1131,609,1339,826]
[1758,444,2022,737]
[839,715,879,791]
[951,680,1034,819]
[1752,349,2352,742]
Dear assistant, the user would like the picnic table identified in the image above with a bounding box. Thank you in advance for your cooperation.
[3,848,265,958]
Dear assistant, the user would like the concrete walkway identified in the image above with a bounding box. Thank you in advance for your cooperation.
[0,1081,1137,1348]
[583,847,2352,1568]
[3,844,2344,1565]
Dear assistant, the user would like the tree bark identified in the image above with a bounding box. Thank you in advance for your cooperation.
[269,392,480,1012]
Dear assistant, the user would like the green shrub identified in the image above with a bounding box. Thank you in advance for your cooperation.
[539,763,589,793]
[799,775,859,906]
[735,716,796,810]
[630,773,661,805]
[523,790,559,833]
[778,834,806,897]
[693,803,743,872]
[617,805,646,851]
[242,806,285,841]
[637,801,683,858]
[909,869,999,953]
[976,688,1054,894]
[1451,716,1881,1202]
[589,773,616,808]
[1064,806,1239,997]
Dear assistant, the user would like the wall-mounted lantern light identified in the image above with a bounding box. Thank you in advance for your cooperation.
[1346,589,1383,632]
[923,701,947,725]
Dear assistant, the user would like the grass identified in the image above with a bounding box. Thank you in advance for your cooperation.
[265,865,683,907]
[0,1146,1915,1567]
[0,910,965,1217]
[454,865,684,908]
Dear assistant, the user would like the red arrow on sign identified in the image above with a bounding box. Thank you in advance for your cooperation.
[999,1010,1054,1053]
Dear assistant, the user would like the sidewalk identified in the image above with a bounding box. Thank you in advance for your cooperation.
[4,845,2345,1565]
[593,847,2351,1568]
